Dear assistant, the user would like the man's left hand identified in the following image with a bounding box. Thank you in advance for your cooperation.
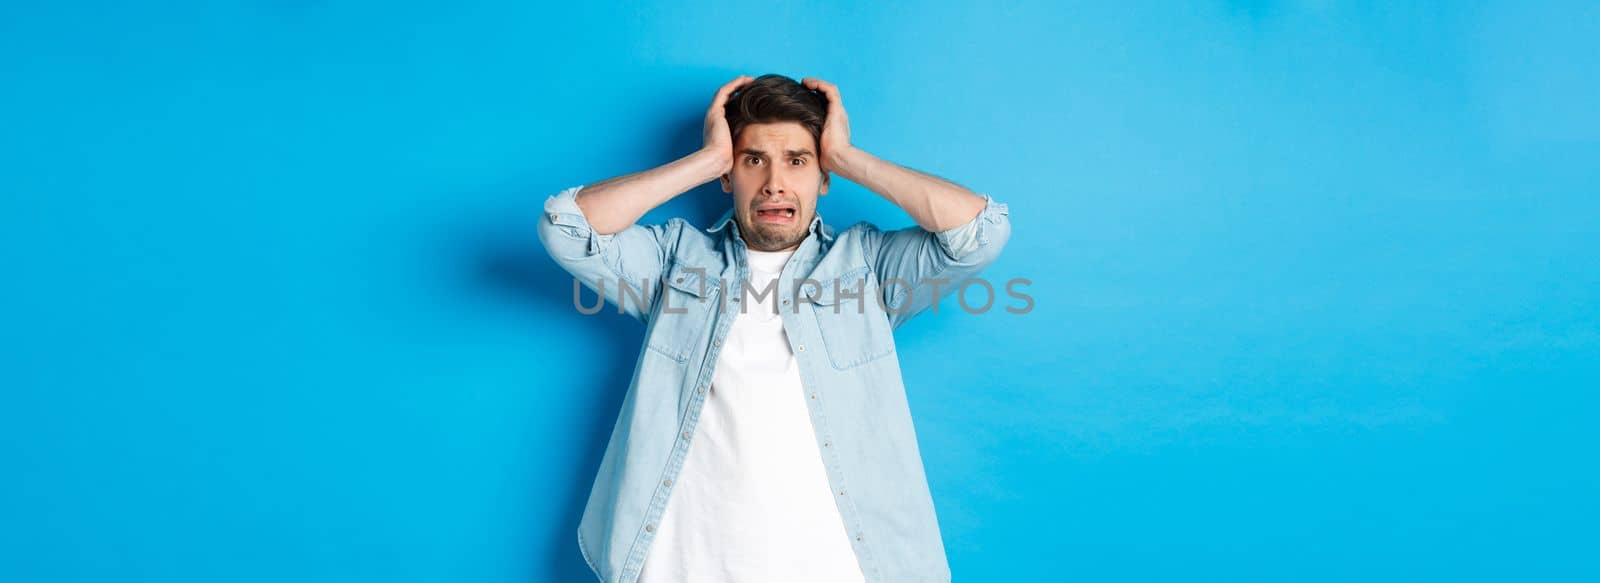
[802,77,853,173]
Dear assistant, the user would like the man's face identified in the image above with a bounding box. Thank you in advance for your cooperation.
[719,121,829,252]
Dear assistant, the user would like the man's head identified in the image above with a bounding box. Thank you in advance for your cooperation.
[718,74,830,252]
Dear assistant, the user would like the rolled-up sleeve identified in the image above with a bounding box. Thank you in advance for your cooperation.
[933,193,1011,264]
[537,184,676,323]
[867,193,1012,329]
[543,185,615,256]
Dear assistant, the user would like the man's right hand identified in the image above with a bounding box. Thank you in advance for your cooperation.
[702,75,754,178]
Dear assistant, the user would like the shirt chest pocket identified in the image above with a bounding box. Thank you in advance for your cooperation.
[803,266,896,369]
[646,262,720,363]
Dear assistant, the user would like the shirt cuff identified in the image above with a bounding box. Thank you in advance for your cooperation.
[543,184,613,256]
[934,193,1009,261]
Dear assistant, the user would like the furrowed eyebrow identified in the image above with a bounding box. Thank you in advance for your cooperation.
[739,148,815,158]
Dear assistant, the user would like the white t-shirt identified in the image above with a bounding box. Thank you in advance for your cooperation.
[638,248,866,583]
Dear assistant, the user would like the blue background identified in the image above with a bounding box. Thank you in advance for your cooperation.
[3,1,1596,581]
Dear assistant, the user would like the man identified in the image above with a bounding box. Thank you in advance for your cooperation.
[538,73,1012,583]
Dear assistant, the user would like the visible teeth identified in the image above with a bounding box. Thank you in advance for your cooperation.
[784,209,794,217]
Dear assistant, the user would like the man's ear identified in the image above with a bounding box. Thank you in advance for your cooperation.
[819,171,830,196]
[720,173,731,193]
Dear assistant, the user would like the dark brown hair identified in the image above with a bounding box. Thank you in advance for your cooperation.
[724,74,828,160]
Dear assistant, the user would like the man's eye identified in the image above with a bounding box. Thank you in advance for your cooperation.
[746,157,761,165]
[791,158,805,166]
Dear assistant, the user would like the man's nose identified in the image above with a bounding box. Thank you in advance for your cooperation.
[762,178,784,195]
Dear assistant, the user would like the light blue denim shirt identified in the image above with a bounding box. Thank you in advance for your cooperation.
[537,184,1012,583]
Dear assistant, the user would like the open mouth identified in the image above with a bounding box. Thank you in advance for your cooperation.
[755,206,797,224]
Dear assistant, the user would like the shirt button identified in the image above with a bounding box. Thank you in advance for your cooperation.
[823,441,831,447]
[810,393,817,399]
[838,489,846,496]
[663,478,672,486]
[675,277,684,283]
[782,299,790,305]
[682,431,690,439]
[697,385,705,394]
[713,339,721,347]
[856,534,863,541]
[798,344,806,352]
[645,524,655,532]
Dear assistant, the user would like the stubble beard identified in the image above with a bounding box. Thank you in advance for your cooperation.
[741,215,807,252]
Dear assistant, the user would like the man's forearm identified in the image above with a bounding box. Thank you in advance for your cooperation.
[575,149,726,235]
[827,146,987,232]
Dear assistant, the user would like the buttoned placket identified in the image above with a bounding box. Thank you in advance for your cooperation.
[770,231,876,572]
[622,230,753,581]
[625,262,736,581]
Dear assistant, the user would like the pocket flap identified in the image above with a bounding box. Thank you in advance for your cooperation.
[665,263,718,298]
[805,266,871,305]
